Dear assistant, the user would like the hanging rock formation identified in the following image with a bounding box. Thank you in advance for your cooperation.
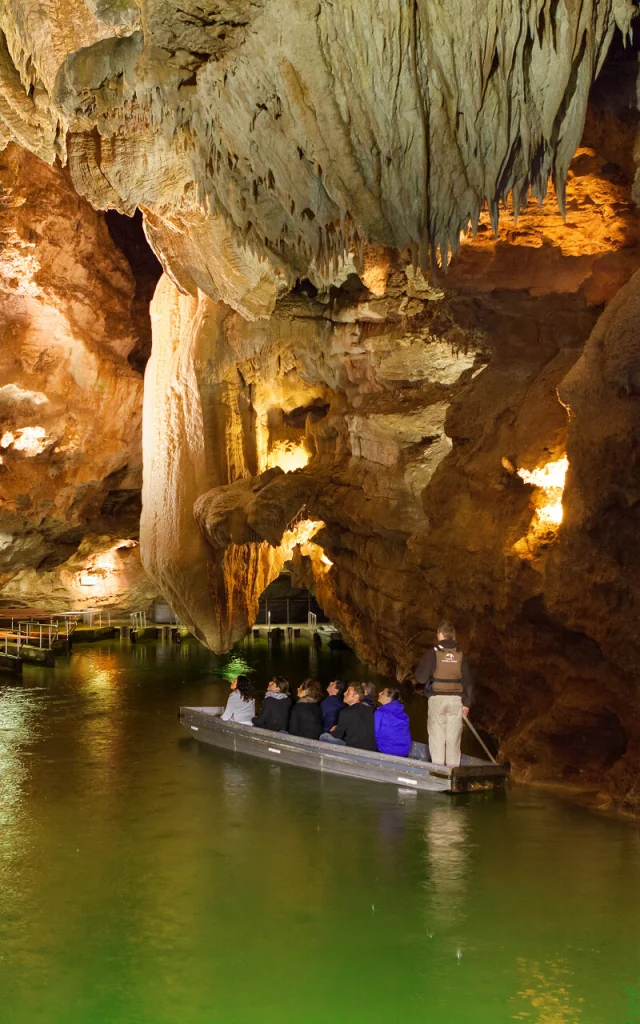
[0,0,635,314]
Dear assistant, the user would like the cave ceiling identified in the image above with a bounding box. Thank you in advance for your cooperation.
[0,0,635,316]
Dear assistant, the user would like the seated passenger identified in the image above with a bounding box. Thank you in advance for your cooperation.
[362,682,377,709]
[319,683,376,751]
[321,679,346,733]
[289,679,323,739]
[253,676,292,732]
[374,687,412,757]
[220,675,255,725]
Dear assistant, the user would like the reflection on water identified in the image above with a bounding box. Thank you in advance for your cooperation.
[513,957,583,1023]
[424,805,469,930]
[2,638,640,1024]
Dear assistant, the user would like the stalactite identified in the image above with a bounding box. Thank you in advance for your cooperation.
[0,0,632,315]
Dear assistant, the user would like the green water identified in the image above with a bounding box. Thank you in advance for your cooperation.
[1,638,640,1024]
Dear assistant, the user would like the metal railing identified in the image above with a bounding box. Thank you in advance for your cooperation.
[1,629,19,659]
[83,610,111,628]
[0,618,75,652]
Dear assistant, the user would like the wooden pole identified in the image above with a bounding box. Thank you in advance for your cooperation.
[463,716,498,765]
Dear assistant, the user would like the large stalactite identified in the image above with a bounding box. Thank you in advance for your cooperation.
[0,1,635,313]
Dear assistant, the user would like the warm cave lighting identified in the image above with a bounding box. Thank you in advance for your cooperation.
[76,540,138,596]
[1,426,49,456]
[284,519,324,547]
[266,441,310,474]
[281,518,333,569]
[517,456,569,528]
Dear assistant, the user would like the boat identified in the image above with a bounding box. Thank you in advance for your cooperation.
[179,706,507,794]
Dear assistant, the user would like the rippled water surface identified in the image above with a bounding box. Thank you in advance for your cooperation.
[1,638,640,1024]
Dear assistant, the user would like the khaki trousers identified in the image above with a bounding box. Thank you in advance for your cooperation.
[428,695,463,767]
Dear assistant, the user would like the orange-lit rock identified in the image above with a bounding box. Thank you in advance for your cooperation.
[3,7,640,814]
[0,536,156,612]
[448,148,640,305]
[0,144,155,609]
[140,276,330,647]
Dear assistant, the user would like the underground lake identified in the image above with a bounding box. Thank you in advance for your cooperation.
[1,638,639,1024]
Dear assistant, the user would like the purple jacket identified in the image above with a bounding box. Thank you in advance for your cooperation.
[374,701,411,757]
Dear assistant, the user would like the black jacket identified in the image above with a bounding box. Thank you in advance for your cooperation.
[414,638,473,707]
[253,693,292,731]
[333,702,376,750]
[289,700,323,740]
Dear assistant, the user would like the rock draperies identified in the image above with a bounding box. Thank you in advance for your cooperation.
[0,1,634,316]
[141,274,332,648]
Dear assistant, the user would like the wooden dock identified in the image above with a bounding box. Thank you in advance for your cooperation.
[249,622,345,646]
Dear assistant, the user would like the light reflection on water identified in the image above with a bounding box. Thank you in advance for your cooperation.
[1,638,640,1024]
[424,805,469,929]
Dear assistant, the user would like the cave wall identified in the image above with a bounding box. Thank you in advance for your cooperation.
[0,143,156,610]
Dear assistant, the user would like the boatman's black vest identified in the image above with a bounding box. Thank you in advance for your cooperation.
[431,644,464,696]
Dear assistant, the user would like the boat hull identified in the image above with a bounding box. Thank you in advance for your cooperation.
[180,707,506,794]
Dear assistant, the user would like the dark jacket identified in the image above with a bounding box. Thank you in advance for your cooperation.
[321,693,344,732]
[289,699,323,740]
[374,701,412,757]
[253,692,292,731]
[333,702,376,751]
[414,638,473,707]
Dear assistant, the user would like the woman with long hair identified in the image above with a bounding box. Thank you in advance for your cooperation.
[220,674,256,725]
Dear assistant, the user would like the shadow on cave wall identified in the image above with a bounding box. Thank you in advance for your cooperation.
[105,209,163,374]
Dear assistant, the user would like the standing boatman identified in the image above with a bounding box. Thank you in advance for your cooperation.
[414,621,473,767]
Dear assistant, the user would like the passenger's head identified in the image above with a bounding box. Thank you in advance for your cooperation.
[327,679,346,698]
[267,675,290,695]
[234,675,255,701]
[362,682,377,699]
[344,682,365,705]
[378,686,403,706]
[437,620,456,642]
[297,678,323,701]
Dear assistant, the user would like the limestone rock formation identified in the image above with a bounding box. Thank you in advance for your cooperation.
[3,0,640,812]
[0,0,635,317]
[139,106,640,809]
[0,143,156,610]
[0,535,156,612]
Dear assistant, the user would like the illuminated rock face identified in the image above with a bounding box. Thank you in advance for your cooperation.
[0,0,634,316]
[3,4,640,808]
[139,115,640,810]
[0,144,156,610]
[1,536,156,612]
